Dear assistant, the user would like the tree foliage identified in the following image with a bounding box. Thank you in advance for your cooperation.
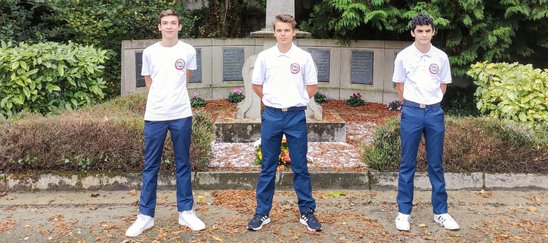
[0,0,193,98]
[301,0,548,78]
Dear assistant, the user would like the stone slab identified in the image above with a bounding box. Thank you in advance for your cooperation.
[215,121,346,143]
[485,173,548,190]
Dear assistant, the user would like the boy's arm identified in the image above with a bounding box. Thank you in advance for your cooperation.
[440,83,447,95]
[395,83,404,101]
[186,70,193,87]
[145,75,152,91]
[307,85,317,99]
[252,84,263,98]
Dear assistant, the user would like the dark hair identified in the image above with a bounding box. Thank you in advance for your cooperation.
[272,14,297,30]
[411,13,434,31]
[159,9,180,24]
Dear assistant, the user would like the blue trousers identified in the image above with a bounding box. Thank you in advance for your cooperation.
[139,117,194,217]
[397,105,448,215]
[255,107,316,216]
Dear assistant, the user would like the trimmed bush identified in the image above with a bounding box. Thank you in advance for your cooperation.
[363,116,547,173]
[468,62,548,125]
[190,109,216,171]
[0,41,108,117]
[0,94,215,173]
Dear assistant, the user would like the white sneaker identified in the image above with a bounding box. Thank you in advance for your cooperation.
[178,210,206,231]
[125,214,154,237]
[434,213,460,230]
[395,213,412,231]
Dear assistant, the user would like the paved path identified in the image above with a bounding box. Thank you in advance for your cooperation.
[1,190,546,242]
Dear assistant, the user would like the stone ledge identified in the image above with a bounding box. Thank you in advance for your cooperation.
[215,121,346,143]
[3,172,546,192]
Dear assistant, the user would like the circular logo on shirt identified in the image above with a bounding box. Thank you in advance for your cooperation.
[429,63,439,74]
[175,59,186,70]
[290,63,301,74]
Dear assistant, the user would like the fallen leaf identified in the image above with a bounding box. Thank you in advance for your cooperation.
[90,193,100,198]
[418,223,427,228]
[528,206,537,212]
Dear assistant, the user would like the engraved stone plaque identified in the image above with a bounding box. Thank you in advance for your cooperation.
[351,50,374,85]
[189,48,202,83]
[309,48,330,82]
[223,48,245,81]
[135,52,145,88]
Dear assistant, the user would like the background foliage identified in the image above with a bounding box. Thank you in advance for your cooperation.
[363,116,548,173]
[0,94,215,173]
[0,0,194,98]
[302,0,547,78]
[468,62,547,125]
[0,41,107,117]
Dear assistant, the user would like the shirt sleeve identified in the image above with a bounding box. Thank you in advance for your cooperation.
[141,49,150,76]
[187,47,197,71]
[392,53,405,83]
[439,54,452,84]
[251,53,265,85]
[304,53,318,85]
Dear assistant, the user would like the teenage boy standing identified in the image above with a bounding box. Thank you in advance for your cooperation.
[392,13,459,231]
[247,14,322,232]
[125,9,205,237]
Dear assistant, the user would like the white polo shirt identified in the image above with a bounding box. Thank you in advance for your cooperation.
[392,43,451,105]
[252,43,318,108]
[141,41,197,121]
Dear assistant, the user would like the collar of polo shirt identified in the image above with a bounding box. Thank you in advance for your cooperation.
[412,43,433,58]
[275,43,296,57]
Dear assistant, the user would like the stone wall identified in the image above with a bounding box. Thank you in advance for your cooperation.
[121,38,409,103]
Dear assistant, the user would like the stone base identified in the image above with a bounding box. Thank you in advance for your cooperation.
[215,120,346,143]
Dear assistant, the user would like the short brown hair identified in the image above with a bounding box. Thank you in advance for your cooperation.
[272,14,297,30]
[159,9,180,24]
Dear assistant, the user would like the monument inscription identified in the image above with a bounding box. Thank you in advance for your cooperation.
[351,50,374,85]
[135,52,145,88]
[189,48,202,83]
[309,48,330,82]
[223,48,245,81]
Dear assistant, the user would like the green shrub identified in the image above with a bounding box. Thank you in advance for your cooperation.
[346,92,365,107]
[363,116,547,173]
[314,91,328,103]
[0,94,216,173]
[468,62,548,125]
[363,118,400,171]
[190,109,215,171]
[0,41,108,117]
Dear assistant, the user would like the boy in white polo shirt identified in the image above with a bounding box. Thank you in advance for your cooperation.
[125,9,205,237]
[247,14,322,232]
[392,13,459,231]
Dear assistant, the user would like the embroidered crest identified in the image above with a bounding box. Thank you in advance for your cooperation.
[290,63,300,74]
[175,59,185,70]
[429,63,439,74]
